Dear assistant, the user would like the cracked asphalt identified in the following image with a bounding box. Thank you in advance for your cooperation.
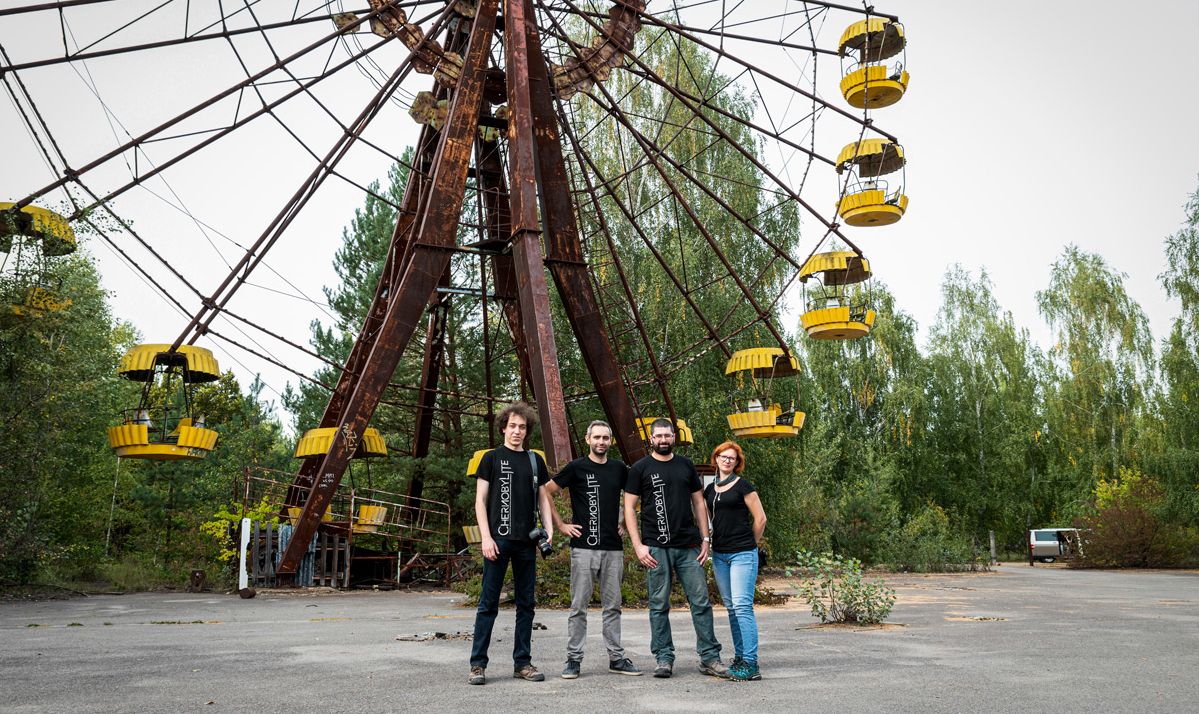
[2,564,1196,713]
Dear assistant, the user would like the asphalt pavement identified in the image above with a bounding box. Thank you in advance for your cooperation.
[2,564,1196,713]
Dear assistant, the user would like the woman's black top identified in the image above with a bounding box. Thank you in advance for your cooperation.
[704,477,757,553]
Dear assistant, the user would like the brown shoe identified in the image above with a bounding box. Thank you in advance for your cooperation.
[514,664,545,682]
[468,666,486,685]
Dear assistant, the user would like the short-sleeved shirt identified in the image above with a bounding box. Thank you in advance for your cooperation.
[476,445,550,542]
[552,456,627,551]
[625,454,703,548]
[704,477,758,553]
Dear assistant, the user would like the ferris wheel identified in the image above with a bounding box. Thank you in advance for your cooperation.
[1,0,909,578]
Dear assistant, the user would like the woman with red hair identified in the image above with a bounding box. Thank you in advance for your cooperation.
[705,440,767,681]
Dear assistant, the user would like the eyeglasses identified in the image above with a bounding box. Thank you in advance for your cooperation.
[716,455,737,462]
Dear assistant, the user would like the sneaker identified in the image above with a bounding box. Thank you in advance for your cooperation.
[731,661,761,681]
[699,659,729,678]
[514,664,545,682]
[468,666,486,685]
[561,660,581,679]
[730,656,745,670]
[608,658,643,676]
[653,661,673,679]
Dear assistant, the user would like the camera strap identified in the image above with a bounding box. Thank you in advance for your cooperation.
[527,450,543,528]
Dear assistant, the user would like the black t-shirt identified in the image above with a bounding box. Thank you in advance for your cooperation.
[552,456,627,551]
[476,445,550,542]
[704,477,758,553]
[626,454,703,548]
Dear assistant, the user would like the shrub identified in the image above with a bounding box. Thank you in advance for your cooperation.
[884,504,990,573]
[1072,469,1199,568]
[788,551,895,625]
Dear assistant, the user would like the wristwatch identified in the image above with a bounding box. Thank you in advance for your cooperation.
[702,536,711,543]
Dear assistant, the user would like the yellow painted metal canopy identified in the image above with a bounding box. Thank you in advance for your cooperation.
[6,286,72,317]
[801,306,877,340]
[106,423,219,461]
[465,448,548,476]
[840,66,909,109]
[352,504,388,533]
[636,417,694,445]
[294,427,388,458]
[727,405,805,438]
[724,347,801,378]
[799,251,871,285]
[0,203,76,256]
[836,139,905,176]
[838,18,905,61]
[117,344,221,383]
[838,190,908,227]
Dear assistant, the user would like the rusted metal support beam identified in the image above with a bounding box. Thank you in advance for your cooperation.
[502,0,572,469]
[283,120,442,511]
[473,135,537,395]
[518,0,644,462]
[277,0,498,577]
[406,266,452,502]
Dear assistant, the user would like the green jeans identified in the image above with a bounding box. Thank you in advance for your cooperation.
[646,545,721,664]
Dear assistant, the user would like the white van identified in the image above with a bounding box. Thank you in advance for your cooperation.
[1028,528,1083,564]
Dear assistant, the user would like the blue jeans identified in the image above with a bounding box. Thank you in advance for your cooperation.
[470,539,537,669]
[712,549,759,665]
[646,545,721,664]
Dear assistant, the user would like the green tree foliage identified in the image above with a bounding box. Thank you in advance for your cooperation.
[1153,182,1199,523]
[1037,246,1154,512]
[0,248,290,585]
[922,267,1047,549]
[0,254,132,581]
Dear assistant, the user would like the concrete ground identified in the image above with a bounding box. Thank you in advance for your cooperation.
[2,564,1196,713]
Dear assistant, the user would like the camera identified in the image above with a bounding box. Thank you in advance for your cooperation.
[529,527,554,559]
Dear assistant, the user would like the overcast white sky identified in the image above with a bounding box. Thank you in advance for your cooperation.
[2,0,1197,425]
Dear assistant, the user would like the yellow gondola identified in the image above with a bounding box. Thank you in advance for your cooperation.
[465,448,548,476]
[1,203,76,317]
[292,427,389,531]
[293,427,389,458]
[838,19,909,109]
[724,347,804,438]
[835,139,909,227]
[106,344,221,460]
[799,251,876,340]
[636,417,694,445]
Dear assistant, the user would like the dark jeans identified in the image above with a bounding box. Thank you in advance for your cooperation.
[470,538,537,669]
[646,545,721,664]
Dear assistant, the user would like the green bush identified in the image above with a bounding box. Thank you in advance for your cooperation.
[1072,470,1199,568]
[831,482,898,564]
[788,551,895,625]
[884,504,990,573]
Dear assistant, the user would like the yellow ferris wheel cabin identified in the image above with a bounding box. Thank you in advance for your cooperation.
[724,347,804,438]
[294,427,389,459]
[835,139,908,227]
[636,417,694,445]
[799,251,877,341]
[1,203,77,317]
[838,19,909,109]
[107,344,221,460]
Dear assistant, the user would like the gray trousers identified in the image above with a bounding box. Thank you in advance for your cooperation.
[567,548,625,662]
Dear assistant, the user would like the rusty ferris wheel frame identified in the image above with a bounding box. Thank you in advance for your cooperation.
[1,0,902,580]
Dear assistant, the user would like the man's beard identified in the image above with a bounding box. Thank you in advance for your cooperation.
[653,441,673,456]
[590,442,609,457]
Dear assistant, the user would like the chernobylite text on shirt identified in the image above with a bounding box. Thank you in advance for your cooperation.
[552,457,627,551]
[704,477,758,553]
[625,454,703,548]
[477,445,549,542]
